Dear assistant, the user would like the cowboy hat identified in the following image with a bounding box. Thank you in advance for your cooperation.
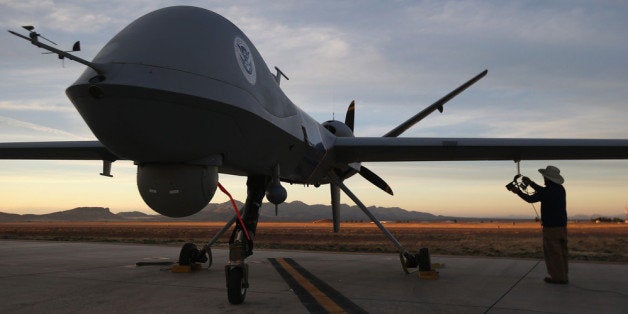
[538,165,564,185]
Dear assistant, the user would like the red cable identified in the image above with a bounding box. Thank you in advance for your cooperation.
[217,182,251,241]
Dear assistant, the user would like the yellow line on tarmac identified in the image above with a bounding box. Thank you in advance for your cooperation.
[275,258,346,313]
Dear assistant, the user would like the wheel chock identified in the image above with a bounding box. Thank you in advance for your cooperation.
[171,263,203,273]
[418,270,439,280]
[417,263,442,280]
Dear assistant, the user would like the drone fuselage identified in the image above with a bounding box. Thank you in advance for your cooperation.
[66,7,337,186]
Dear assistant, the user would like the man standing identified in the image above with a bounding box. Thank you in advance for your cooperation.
[509,165,569,284]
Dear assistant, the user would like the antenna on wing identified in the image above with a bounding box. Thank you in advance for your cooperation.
[274,66,289,85]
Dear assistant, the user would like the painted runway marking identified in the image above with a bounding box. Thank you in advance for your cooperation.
[269,258,366,314]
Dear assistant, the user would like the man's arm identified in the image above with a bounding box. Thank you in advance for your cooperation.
[522,176,543,191]
[512,187,541,203]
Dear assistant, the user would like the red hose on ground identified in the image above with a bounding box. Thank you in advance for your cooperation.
[217,182,251,241]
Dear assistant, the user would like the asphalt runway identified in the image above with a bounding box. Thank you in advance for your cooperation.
[1,240,626,313]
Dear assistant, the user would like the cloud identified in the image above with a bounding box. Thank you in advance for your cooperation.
[0,115,87,140]
[403,1,625,47]
[0,0,136,33]
[0,100,74,112]
[219,5,420,106]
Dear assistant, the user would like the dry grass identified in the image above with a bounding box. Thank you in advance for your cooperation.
[1,221,626,262]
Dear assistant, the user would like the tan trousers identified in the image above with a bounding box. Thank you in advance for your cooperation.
[543,226,569,282]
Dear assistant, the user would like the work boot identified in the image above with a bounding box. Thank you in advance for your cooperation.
[544,277,568,284]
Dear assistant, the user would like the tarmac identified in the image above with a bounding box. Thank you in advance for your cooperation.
[0,240,626,313]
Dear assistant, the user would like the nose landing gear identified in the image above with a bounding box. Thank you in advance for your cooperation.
[173,176,266,305]
[189,176,266,305]
[225,229,251,305]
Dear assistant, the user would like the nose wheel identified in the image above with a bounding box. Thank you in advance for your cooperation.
[226,264,249,305]
[201,177,266,305]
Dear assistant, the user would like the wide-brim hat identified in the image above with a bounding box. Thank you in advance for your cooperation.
[538,165,564,185]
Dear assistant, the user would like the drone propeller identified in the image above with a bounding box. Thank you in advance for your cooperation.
[328,70,487,231]
[344,100,355,132]
[330,101,393,232]
[357,165,393,195]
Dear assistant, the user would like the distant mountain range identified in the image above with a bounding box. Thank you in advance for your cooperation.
[0,207,121,222]
[0,202,454,222]
[0,202,621,222]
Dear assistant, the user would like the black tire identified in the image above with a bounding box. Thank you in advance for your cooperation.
[178,243,198,266]
[227,267,247,304]
[399,251,421,274]
[206,247,213,269]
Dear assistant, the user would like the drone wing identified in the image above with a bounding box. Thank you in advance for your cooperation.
[0,141,120,161]
[333,137,628,163]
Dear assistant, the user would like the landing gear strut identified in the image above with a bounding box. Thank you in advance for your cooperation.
[329,174,425,274]
[223,176,268,304]
[177,176,268,305]
[176,216,237,271]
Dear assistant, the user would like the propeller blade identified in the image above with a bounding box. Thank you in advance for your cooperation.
[344,100,355,132]
[359,166,394,195]
[330,183,341,233]
[383,69,487,137]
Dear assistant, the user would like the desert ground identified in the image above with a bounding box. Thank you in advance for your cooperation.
[0,221,626,262]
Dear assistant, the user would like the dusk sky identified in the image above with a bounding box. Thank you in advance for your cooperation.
[1,1,627,218]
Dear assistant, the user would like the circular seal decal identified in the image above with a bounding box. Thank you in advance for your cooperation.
[234,37,256,85]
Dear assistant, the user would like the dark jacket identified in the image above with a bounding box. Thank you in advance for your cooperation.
[516,180,567,227]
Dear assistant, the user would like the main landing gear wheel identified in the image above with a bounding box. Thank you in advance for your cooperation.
[399,248,431,274]
[178,243,208,266]
[399,251,419,274]
[226,265,248,305]
[203,246,213,268]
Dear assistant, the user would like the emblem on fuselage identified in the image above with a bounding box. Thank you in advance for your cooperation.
[234,37,256,85]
